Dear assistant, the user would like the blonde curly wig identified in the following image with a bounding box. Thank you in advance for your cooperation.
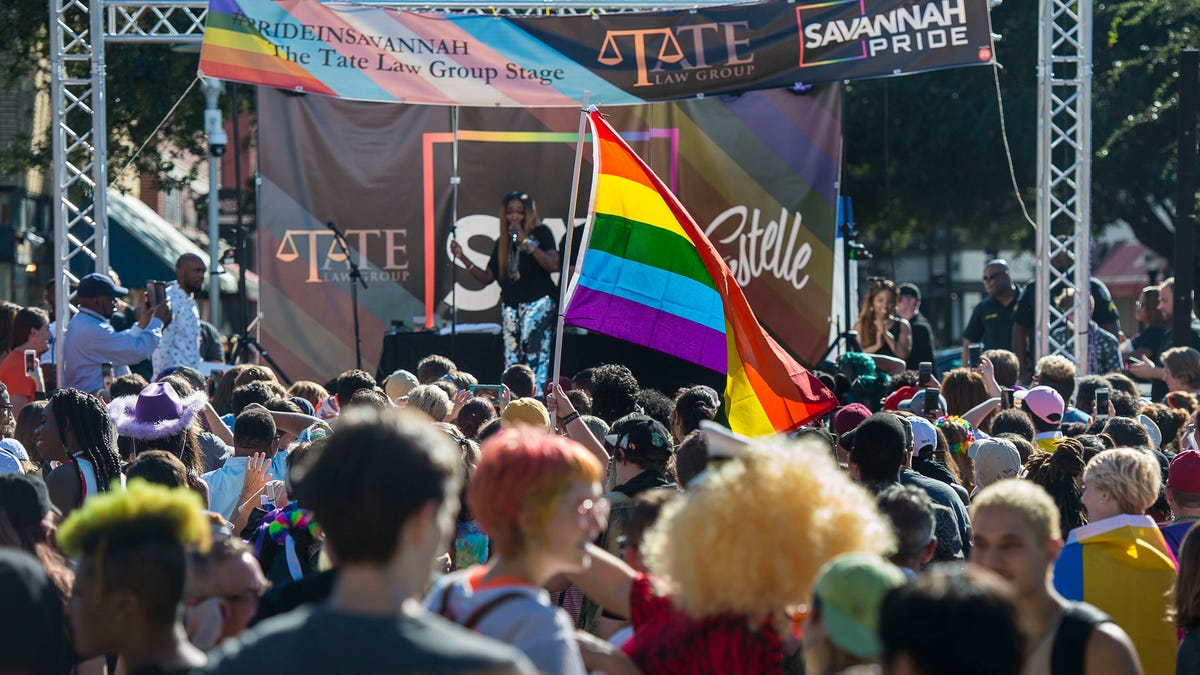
[641,437,894,619]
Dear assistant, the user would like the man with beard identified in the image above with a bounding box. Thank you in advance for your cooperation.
[154,254,207,375]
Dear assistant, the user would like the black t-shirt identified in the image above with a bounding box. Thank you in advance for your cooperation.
[1131,325,1169,358]
[205,604,534,675]
[487,224,558,307]
[1013,278,1120,329]
[962,292,1020,352]
[906,312,936,371]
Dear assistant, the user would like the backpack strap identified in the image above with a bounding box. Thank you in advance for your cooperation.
[1050,602,1111,675]
[436,584,530,631]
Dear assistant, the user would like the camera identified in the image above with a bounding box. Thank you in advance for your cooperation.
[208,127,228,157]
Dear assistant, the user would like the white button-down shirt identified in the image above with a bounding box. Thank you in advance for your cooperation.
[153,281,202,376]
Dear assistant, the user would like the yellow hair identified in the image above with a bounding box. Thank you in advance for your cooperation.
[642,437,894,619]
[58,479,212,557]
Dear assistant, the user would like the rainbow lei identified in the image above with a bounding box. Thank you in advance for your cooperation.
[935,415,976,455]
[265,502,319,546]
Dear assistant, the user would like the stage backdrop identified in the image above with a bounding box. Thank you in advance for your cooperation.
[257,85,840,383]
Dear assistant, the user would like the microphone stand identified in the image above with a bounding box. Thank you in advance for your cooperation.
[326,221,368,370]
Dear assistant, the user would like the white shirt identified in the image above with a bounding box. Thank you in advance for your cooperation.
[153,281,202,375]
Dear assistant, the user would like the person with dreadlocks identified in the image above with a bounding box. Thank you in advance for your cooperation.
[38,389,124,515]
[1021,438,1089,540]
[58,480,211,675]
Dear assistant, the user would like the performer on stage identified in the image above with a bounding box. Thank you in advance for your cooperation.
[451,190,560,387]
[855,279,912,360]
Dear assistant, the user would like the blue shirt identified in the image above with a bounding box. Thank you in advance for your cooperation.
[202,451,290,519]
[61,307,162,393]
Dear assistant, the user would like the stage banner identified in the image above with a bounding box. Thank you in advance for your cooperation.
[256,85,839,382]
[203,0,992,107]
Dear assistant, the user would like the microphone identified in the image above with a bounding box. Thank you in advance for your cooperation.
[326,221,345,239]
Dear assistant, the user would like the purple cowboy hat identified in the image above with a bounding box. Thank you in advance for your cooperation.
[107,381,208,440]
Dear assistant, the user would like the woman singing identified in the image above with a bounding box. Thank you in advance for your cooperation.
[854,279,912,360]
[450,190,560,387]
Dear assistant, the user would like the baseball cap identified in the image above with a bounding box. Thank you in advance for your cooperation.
[883,386,918,412]
[0,474,59,529]
[500,397,550,429]
[897,283,921,301]
[70,272,129,300]
[908,416,938,455]
[812,553,907,660]
[971,438,1021,491]
[605,415,672,458]
[383,369,419,400]
[899,389,947,416]
[1168,450,1200,493]
[834,403,872,440]
[845,413,907,456]
[1015,386,1064,424]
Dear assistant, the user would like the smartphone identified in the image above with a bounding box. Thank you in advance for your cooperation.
[24,349,37,378]
[101,362,113,389]
[469,384,504,400]
[1001,387,1014,409]
[210,369,225,395]
[1095,388,1110,419]
[918,361,932,386]
[153,280,167,305]
[968,343,983,369]
[923,387,940,416]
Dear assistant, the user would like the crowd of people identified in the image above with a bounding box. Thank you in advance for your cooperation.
[0,249,1197,675]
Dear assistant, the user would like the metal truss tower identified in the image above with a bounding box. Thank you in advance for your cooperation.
[1036,0,1093,374]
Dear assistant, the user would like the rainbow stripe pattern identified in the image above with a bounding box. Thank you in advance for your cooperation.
[564,110,837,435]
[1052,514,1177,675]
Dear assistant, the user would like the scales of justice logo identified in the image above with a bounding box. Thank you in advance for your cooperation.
[595,23,757,88]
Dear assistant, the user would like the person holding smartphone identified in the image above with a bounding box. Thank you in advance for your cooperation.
[60,272,171,394]
[0,307,51,415]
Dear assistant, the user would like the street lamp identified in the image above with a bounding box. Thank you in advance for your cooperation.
[202,77,225,328]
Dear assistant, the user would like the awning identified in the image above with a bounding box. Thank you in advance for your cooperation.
[106,188,257,300]
[1094,239,1166,297]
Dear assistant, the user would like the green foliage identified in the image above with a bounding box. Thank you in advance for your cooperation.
[842,0,1199,263]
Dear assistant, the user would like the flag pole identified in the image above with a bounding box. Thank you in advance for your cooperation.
[550,91,590,432]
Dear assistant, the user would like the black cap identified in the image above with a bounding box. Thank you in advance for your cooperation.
[847,413,908,456]
[605,415,672,459]
[897,283,921,301]
[0,474,59,529]
[71,273,129,300]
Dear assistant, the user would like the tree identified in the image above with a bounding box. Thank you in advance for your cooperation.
[0,1,247,194]
[841,0,1198,266]
[1092,0,1200,263]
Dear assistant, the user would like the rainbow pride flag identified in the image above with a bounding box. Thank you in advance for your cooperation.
[564,110,836,436]
[1052,514,1177,675]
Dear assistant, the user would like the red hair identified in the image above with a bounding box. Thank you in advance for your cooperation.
[469,427,603,557]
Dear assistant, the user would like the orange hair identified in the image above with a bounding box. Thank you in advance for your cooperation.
[469,427,602,557]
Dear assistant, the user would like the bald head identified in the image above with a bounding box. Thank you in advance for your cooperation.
[176,254,207,295]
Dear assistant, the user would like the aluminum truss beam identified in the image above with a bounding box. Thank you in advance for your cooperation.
[1035,0,1093,374]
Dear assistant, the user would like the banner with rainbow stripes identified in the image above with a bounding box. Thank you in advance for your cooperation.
[200,0,994,107]
[564,109,837,434]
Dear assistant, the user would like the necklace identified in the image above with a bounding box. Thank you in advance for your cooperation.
[1173,515,1200,523]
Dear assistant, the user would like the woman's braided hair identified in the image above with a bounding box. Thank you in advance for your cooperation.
[51,389,122,492]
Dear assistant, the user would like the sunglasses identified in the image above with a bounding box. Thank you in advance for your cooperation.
[982,271,1008,282]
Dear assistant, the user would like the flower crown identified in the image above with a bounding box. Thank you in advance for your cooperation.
[935,415,976,455]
